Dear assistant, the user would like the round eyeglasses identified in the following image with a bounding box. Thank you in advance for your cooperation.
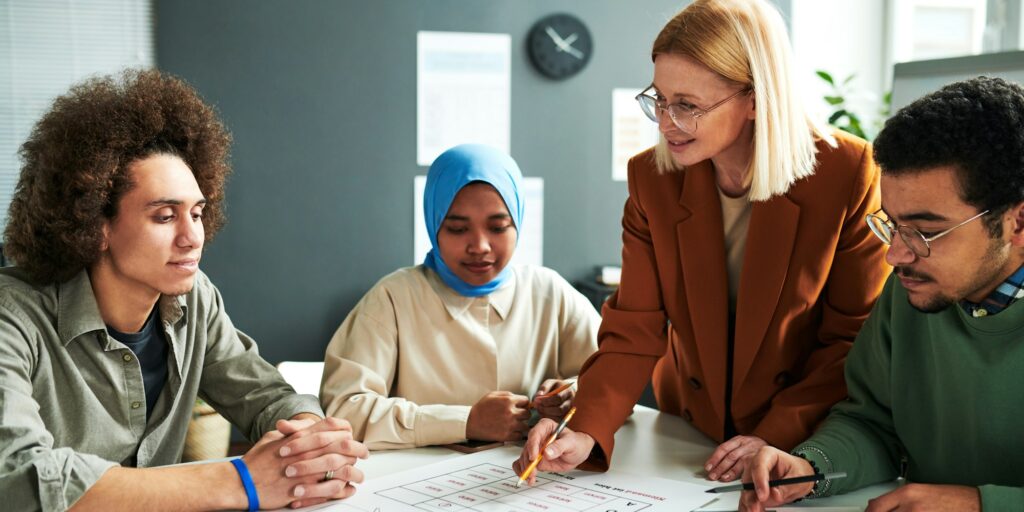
[865,209,990,258]
[635,85,751,133]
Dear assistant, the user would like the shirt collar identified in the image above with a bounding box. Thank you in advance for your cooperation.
[57,269,188,346]
[960,263,1024,317]
[57,270,107,345]
[424,265,515,321]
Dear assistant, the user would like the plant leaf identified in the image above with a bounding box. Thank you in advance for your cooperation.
[842,74,857,85]
[816,70,835,85]
[828,110,848,124]
[825,95,844,105]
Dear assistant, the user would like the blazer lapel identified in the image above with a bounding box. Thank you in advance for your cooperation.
[675,161,729,422]
[732,194,800,389]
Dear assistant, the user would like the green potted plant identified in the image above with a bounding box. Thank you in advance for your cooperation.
[816,70,891,140]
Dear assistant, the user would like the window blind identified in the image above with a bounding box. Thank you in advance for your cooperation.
[0,0,154,232]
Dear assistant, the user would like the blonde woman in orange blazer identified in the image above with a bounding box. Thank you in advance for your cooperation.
[515,0,889,485]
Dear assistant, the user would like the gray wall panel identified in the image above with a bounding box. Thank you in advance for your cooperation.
[156,1,689,364]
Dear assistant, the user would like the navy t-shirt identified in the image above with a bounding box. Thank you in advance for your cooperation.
[107,307,169,421]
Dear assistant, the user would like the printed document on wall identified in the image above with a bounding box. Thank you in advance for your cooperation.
[417,31,511,166]
[612,88,660,181]
[414,175,543,267]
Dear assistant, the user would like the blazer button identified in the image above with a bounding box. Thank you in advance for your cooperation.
[682,408,693,422]
[688,377,702,391]
[774,371,791,387]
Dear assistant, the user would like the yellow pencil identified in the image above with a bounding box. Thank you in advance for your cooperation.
[515,406,577,487]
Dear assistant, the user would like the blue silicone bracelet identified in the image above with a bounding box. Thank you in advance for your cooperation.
[230,458,260,512]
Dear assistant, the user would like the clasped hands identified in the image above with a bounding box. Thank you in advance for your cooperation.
[239,414,370,510]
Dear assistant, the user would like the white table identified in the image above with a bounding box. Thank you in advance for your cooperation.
[356,405,896,511]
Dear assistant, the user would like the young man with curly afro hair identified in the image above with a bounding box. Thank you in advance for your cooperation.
[0,69,368,511]
[739,76,1024,511]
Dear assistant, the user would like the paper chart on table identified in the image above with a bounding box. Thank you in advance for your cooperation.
[296,446,715,512]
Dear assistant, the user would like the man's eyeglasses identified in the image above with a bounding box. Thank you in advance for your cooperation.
[865,209,990,258]
[635,85,751,133]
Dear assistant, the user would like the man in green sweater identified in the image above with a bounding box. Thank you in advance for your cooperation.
[740,76,1024,512]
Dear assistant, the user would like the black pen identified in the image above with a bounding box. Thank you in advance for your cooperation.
[705,471,847,493]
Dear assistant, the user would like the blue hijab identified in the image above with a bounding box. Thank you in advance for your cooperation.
[423,144,525,297]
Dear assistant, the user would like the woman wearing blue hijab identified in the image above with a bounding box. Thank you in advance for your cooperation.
[321,145,600,449]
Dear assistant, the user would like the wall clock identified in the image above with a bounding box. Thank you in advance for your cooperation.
[527,13,593,80]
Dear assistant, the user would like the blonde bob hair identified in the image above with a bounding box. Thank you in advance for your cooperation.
[651,0,835,201]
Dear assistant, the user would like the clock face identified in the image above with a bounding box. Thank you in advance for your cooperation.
[527,13,593,80]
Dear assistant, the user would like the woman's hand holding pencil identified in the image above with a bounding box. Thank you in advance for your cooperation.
[512,413,596,487]
[531,380,576,420]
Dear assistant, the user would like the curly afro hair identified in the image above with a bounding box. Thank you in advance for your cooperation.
[873,76,1024,234]
[4,68,232,284]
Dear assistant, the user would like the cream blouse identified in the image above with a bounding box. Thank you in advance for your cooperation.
[320,265,600,449]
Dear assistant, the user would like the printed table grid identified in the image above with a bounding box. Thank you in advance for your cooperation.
[374,463,653,512]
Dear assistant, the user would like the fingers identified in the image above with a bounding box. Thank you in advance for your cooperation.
[254,429,287,447]
[514,420,557,476]
[539,434,577,465]
[865,487,902,512]
[510,394,531,409]
[296,438,371,465]
[512,456,525,476]
[749,448,770,499]
[710,452,745,482]
[512,408,531,422]
[279,420,367,459]
[707,436,764,481]
[704,435,743,478]
[534,381,572,403]
[275,417,318,436]
[739,491,763,512]
[739,486,786,512]
[535,379,559,397]
[748,448,777,502]
[285,453,365,481]
[289,416,353,437]
[524,419,559,460]
[289,497,329,509]
[707,449,742,481]
[292,479,359,502]
[534,389,573,418]
[505,422,529,442]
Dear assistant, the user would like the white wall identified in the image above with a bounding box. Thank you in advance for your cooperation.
[790,0,887,137]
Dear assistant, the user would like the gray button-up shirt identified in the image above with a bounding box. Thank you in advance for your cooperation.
[0,267,322,510]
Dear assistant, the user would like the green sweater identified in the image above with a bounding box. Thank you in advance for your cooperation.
[794,274,1024,511]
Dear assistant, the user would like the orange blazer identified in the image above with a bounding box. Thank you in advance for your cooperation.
[571,131,890,470]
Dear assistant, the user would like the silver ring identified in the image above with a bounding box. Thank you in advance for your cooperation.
[323,469,335,481]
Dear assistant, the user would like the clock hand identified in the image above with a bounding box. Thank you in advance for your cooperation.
[545,26,585,60]
[561,44,584,60]
[560,33,584,59]
[545,26,567,46]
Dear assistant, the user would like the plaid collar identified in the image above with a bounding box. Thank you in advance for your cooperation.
[960,263,1024,317]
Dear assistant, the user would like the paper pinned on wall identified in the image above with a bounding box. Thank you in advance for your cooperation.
[612,88,660,181]
[417,31,511,166]
[414,175,543,267]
